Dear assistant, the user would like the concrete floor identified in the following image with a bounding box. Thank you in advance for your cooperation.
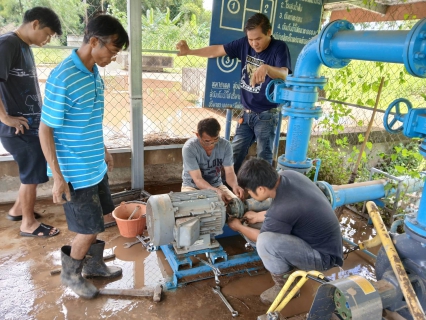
[0,193,379,320]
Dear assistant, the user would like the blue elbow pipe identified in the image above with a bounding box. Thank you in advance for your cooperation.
[273,19,426,174]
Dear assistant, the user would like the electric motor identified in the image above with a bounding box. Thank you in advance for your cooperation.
[146,189,226,254]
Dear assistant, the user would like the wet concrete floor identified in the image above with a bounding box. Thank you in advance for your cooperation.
[0,190,379,320]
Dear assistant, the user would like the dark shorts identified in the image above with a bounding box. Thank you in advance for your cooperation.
[1,135,48,184]
[63,174,115,235]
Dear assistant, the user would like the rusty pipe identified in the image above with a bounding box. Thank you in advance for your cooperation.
[358,234,382,250]
[366,201,425,319]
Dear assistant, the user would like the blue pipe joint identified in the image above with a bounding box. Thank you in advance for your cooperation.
[318,20,354,69]
[315,181,336,208]
[277,154,313,173]
[403,18,426,77]
[405,218,426,241]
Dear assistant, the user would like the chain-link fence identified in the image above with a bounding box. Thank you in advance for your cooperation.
[2,2,425,167]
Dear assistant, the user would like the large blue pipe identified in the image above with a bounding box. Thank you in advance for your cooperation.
[315,177,424,210]
[273,19,426,172]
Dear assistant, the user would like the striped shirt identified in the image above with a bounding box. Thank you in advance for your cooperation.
[41,49,107,190]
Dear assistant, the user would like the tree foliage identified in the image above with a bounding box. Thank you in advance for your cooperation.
[0,0,84,36]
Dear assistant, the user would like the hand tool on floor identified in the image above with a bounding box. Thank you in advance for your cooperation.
[99,284,163,302]
[50,253,115,275]
[136,235,151,249]
[123,236,150,249]
[212,285,238,317]
[194,256,221,285]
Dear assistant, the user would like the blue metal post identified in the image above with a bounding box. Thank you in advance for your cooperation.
[225,108,232,141]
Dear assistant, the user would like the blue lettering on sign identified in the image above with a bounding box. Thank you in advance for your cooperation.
[204,0,323,109]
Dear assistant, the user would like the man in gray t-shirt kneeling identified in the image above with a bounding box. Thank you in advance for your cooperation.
[181,118,244,202]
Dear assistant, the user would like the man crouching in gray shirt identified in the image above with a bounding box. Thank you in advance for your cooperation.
[181,117,244,203]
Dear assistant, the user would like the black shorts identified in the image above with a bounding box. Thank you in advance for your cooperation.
[1,135,48,184]
[63,174,115,235]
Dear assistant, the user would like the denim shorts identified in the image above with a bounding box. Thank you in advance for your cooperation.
[1,135,48,184]
[63,174,115,235]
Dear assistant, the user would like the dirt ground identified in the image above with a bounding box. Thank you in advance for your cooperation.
[0,186,379,320]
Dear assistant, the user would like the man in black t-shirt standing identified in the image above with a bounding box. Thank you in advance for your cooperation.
[228,158,343,305]
[0,7,61,237]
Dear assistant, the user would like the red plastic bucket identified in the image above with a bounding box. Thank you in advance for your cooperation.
[112,202,146,238]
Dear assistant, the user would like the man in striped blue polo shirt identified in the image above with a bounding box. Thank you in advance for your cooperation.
[39,14,129,299]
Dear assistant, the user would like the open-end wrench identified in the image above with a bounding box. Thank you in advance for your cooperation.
[136,235,150,248]
[212,285,238,317]
[123,239,141,248]
[123,236,150,249]
[194,256,221,284]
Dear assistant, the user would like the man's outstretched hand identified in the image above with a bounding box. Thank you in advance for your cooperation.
[176,40,190,56]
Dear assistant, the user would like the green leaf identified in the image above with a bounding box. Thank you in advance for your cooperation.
[395,165,406,173]
[362,82,371,93]
[366,98,375,106]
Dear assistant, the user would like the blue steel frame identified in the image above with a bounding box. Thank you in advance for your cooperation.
[160,244,263,290]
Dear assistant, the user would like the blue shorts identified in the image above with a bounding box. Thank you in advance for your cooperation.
[63,174,115,235]
[1,135,48,184]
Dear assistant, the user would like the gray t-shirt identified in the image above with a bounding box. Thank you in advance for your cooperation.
[182,137,233,188]
[261,170,343,269]
[0,32,42,137]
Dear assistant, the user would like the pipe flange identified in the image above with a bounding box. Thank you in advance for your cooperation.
[277,155,313,172]
[318,20,354,69]
[315,181,336,208]
[404,19,426,77]
[285,75,328,88]
[282,105,322,119]
[405,221,426,242]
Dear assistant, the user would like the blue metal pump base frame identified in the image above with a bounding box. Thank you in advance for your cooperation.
[160,244,264,290]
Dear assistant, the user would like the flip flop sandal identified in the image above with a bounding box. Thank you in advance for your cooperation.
[20,223,60,238]
[7,212,42,221]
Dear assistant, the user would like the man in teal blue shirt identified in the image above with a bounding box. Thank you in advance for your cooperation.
[40,14,129,299]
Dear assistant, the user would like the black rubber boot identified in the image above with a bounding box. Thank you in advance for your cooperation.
[260,269,300,305]
[60,246,99,299]
[82,240,122,278]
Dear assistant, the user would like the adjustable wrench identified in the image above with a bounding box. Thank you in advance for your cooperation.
[212,285,238,317]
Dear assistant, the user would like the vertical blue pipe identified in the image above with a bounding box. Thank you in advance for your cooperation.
[417,190,426,227]
[225,108,232,141]
[285,117,315,163]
